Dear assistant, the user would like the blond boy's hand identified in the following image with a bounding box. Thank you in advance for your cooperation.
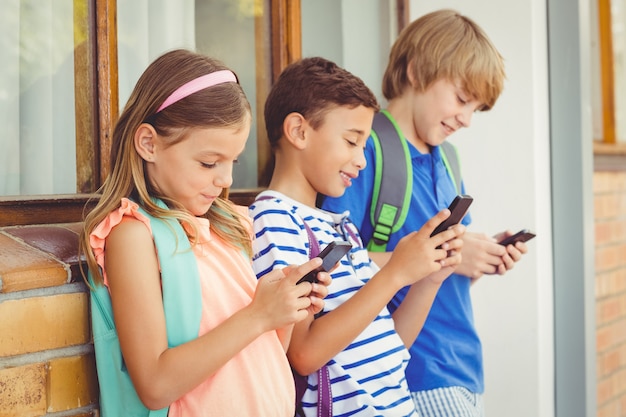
[455,232,509,280]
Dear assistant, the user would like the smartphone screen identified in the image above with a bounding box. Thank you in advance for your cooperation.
[430,195,474,237]
[297,241,352,284]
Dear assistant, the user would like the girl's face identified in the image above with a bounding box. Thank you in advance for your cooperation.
[147,118,250,216]
[410,78,483,151]
[304,105,373,198]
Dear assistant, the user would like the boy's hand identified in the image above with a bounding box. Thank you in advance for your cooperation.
[384,209,465,287]
[493,230,529,272]
[455,231,528,280]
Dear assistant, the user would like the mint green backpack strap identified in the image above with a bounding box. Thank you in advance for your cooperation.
[137,200,202,346]
[440,141,463,195]
[89,274,170,417]
[89,199,202,416]
[368,110,412,252]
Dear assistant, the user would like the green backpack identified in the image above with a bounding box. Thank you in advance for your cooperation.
[367,110,462,252]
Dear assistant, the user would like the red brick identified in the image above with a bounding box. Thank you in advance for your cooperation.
[598,296,624,325]
[619,395,626,415]
[597,401,618,417]
[595,193,621,220]
[598,349,621,378]
[597,221,613,246]
[598,375,615,405]
[597,319,626,353]
[597,244,622,273]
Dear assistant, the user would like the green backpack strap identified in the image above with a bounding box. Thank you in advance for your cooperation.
[368,110,412,252]
[367,111,463,253]
[440,141,462,195]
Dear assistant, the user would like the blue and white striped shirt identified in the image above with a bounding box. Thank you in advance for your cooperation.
[250,191,417,417]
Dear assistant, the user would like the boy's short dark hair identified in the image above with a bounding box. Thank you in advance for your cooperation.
[264,57,380,147]
[383,9,505,110]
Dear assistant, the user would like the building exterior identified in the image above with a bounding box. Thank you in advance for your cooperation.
[0,1,624,416]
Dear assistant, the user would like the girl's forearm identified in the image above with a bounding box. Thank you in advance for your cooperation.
[130,304,270,409]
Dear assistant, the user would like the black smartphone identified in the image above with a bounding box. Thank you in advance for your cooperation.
[499,229,536,246]
[297,241,352,284]
[430,195,474,237]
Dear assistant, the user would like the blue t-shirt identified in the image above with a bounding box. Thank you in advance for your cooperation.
[322,134,484,394]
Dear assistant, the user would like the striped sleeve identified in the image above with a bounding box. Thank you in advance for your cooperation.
[250,198,311,278]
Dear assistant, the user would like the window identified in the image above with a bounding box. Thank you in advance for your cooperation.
[0,0,298,225]
[594,0,626,164]
[1,1,78,196]
[0,0,407,226]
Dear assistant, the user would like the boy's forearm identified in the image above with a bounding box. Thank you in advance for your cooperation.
[368,250,391,267]
[391,272,446,347]
[288,271,402,375]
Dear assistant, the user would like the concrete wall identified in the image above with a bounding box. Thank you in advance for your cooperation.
[302,0,555,415]
[409,2,554,416]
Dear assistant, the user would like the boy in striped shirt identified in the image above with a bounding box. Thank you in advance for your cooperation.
[250,56,465,417]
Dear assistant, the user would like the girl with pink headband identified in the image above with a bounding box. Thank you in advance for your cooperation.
[80,49,330,417]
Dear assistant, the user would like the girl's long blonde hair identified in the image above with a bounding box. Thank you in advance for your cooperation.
[80,49,252,286]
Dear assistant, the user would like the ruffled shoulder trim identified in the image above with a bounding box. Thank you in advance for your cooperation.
[90,198,152,285]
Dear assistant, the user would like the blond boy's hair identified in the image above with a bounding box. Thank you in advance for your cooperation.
[382,9,505,110]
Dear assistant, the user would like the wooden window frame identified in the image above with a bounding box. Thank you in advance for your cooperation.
[0,0,297,226]
[0,0,410,226]
[595,0,626,170]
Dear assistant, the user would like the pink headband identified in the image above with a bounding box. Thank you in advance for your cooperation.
[156,70,237,112]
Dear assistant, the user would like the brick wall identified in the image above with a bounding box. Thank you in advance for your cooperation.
[0,223,98,417]
[595,170,626,417]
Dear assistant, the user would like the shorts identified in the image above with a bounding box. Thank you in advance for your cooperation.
[411,386,485,417]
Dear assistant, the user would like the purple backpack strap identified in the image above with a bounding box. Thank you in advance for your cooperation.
[303,220,320,258]
[301,221,332,417]
[255,196,332,416]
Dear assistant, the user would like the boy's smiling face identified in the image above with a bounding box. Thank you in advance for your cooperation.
[303,104,374,198]
[410,78,484,151]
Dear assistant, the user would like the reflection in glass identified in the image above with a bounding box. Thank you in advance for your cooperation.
[0,0,77,196]
[118,0,263,188]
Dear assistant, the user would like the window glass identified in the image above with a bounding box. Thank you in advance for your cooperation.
[117,0,266,188]
[0,0,77,196]
[301,0,396,106]
[591,0,604,141]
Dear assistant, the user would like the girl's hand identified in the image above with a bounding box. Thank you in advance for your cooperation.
[250,258,323,332]
[281,264,330,317]
[308,270,331,315]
